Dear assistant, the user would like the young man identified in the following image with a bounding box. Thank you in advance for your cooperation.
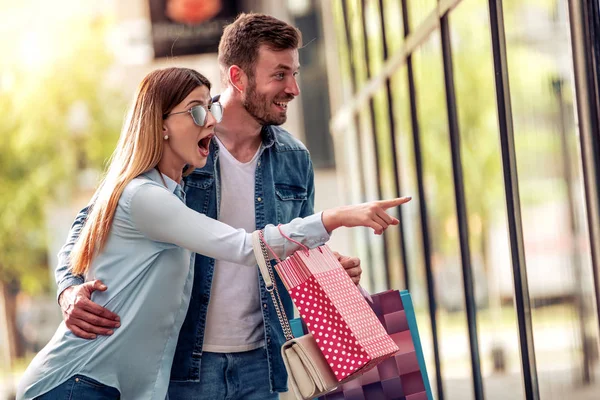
[55,13,362,399]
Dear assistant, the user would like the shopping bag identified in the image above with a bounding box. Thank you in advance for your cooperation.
[292,290,434,400]
[253,231,339,400]
[274,243,399,381]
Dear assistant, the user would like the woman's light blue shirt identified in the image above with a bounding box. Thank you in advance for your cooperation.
[17,169,329,400]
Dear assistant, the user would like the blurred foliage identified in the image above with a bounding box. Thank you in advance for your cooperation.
[0,16,125,293]
[329,2,596,395]
[332,0,570,258]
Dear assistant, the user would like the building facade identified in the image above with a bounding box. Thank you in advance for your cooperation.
[316,1,600,399]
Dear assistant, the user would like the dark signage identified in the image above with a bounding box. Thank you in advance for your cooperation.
[148,0,240,58]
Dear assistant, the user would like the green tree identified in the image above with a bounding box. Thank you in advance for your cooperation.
[0,17,125,367]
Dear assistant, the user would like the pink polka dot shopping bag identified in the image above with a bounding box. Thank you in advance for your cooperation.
[252,230,401,400]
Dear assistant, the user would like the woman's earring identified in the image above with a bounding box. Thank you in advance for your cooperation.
[164,135,169,140]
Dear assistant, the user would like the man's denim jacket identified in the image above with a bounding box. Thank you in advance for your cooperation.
[55,125,315,392]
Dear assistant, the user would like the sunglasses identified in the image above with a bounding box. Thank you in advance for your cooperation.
[164,102,223,126]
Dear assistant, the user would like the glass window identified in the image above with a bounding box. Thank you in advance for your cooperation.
[331,0,387,291]
[382,0,405,53]
[449,0,526,398]
[329,0,600,398]
[364,0,408,291]
[503,0,600,398]
[407,0,437,31]
[412,32,475,400]
[390,63,441,394]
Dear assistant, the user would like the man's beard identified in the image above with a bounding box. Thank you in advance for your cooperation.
[242,78,291,126]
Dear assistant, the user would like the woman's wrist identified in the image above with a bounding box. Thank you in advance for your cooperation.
[321,209,341,232]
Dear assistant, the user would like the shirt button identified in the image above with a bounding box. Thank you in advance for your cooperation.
[258,161,261,166]
[263,303,268,309]
[257,197,262,202]
[75,378,80,382]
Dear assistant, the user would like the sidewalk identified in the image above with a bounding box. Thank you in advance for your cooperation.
[279,367,600,399]
[443,368,600,400]
[5,365,599,399]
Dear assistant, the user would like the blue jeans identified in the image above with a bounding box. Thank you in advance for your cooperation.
[35,375,120,399]
[168,347,279,400]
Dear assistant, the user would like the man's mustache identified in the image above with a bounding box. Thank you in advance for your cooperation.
[274,95,295,102]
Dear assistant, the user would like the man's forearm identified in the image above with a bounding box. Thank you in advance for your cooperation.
[55,205,90,301]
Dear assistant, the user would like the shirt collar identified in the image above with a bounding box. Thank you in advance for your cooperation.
[145,168,180,194]
[161,173,180,193]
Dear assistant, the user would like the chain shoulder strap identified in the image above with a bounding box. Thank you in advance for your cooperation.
[251,231,294,341]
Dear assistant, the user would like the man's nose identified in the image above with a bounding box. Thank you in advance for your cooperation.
[286,78,300,97]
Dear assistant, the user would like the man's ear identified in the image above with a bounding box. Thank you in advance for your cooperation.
[228,65,247,93]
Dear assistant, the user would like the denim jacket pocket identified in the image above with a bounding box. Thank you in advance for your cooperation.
[184,171,215,215]
[275,184,307,223]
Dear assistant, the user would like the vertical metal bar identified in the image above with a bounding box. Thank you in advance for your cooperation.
[360,0,391,288]
[340,0,375,286]
[401,1,444,399]
[439,12,485,400]
[487,1,540,398]
[378,0,411,290]
[568,0,600,349]
[552,78,592,384]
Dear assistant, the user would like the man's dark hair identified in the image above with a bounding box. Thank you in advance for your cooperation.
[218,13,302,84]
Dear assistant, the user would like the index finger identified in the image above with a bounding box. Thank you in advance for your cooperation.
[80,298,120,321]
[377,196,412,209]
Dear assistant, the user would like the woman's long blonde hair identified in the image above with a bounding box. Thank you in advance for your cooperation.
[70,68,212,275]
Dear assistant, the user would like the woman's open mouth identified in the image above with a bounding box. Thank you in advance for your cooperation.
[198,134,213,157]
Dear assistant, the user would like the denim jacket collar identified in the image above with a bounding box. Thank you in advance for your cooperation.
[262,125,278,149]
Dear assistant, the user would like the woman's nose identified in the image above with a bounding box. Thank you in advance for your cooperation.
[205,110,217,128]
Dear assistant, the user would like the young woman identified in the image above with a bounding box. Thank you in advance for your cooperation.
[17,68,410,400]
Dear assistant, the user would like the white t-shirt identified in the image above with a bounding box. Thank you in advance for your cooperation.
[202,137,265,353]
